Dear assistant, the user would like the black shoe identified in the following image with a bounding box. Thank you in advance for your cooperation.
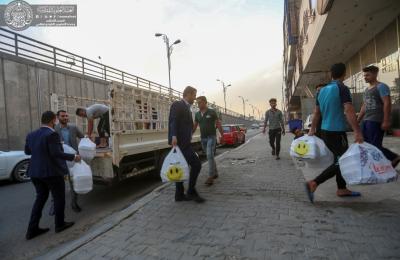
[26,227,50,240]
[187,191,206,203]
[55,221,74,233]
[71,204,82,213]
[276,156,280,160]
[272,150,276,156]
[175,194,190,202]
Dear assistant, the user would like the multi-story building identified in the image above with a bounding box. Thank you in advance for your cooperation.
[283,0,400,128]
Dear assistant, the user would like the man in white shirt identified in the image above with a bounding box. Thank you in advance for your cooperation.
[76,104,110,148]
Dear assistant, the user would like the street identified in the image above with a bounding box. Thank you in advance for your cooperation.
[0,129,261,260]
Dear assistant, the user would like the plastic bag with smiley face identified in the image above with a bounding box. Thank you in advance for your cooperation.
[290,135,322,160]
[160,147,190,182]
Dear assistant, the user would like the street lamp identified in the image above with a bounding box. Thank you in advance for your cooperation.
[249,104,256,120]
[217,79,231,114]
[155,33,181,97]
[238,96,248,120]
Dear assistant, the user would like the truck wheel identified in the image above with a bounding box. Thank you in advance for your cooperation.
[154,150,169,180]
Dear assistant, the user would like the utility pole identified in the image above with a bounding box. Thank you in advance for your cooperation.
[238,96,247,120]
[249,104,256,120]
[217,79,231,114]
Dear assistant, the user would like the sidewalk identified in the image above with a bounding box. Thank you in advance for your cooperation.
[46,134,400,260]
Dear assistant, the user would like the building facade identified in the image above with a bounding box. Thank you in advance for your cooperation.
[283,0,400,128]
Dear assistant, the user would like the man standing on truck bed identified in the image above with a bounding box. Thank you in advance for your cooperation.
[168,86,205,203]
[76,104,110,148]
[193,96,224,186]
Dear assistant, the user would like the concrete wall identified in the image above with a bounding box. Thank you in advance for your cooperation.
[0,52,109,150]
[0,52,255,151]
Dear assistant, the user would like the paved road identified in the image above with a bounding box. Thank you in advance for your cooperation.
[0,129,261,260]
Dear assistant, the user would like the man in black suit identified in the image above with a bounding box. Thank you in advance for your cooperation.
[25,111,81,240]
[168,86,205,203]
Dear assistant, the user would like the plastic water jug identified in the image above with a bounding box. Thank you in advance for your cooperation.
[62,144,76,168]
[78,138,96,162]
[70,161,93,194]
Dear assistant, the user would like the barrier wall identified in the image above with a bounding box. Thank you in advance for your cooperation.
[0,52,255,150]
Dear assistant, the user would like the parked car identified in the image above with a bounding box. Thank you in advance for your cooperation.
[251,123,260,129]
[222,124,245,146]
[238,124,247,134]
[0,151,30,182]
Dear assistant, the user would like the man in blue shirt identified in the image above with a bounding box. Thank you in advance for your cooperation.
[357,65,400,168]
[306,63,363,203]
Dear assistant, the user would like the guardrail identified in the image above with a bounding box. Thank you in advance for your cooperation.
[0,27,245,119]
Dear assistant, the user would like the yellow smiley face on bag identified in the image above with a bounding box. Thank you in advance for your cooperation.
[294,141,309,156]
[166,165,184,181]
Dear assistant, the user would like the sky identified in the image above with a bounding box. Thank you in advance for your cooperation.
[1,0,284,118]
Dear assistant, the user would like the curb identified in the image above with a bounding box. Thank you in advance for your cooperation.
[39,132,261,259]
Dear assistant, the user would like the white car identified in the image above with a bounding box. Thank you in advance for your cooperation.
[250,123,260,129]
[0,151,31,182]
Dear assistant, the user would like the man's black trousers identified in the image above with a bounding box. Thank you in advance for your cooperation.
[28,176,65,231]
[314,130,348,189]
[268,128,282,155]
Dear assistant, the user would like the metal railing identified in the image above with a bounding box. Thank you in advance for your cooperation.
[0,27,245,119]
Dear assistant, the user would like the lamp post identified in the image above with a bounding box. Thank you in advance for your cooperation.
[216,79,231,114]
[249,104,256,120]
[256,108,261,120]
[238,96,248,120]
[155,33,181,97]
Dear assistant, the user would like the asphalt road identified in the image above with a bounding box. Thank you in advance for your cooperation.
[0,129,261,260]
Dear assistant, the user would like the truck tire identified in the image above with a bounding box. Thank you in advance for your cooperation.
[153,149,169,180]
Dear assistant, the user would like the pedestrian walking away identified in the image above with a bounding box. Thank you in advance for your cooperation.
[55,110,85,212]
[193,96,224,186]
[76,103,110,148]
[357,65,400,169]
[168,86,205,203]
[262,98,285,160]
[306,63,364,203]
[24,111,81,240]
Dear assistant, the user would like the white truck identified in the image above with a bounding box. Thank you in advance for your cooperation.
[51,81,202,185]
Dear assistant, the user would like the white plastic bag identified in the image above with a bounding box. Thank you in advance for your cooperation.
[339,142,398,185]
[160,147,190,182]
[290,135,319,159]
[78,138,96,162]
[305,150,334,170]
[62,144,77,168]
[216,130,222,145]
[69,161,93,194]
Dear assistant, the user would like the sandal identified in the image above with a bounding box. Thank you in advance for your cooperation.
[304,182,314,203]
[337,191,361,197]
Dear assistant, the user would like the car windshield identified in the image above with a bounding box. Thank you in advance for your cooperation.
[223,126,231,133]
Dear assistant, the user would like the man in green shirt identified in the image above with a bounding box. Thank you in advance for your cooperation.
[193,96,224,186]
